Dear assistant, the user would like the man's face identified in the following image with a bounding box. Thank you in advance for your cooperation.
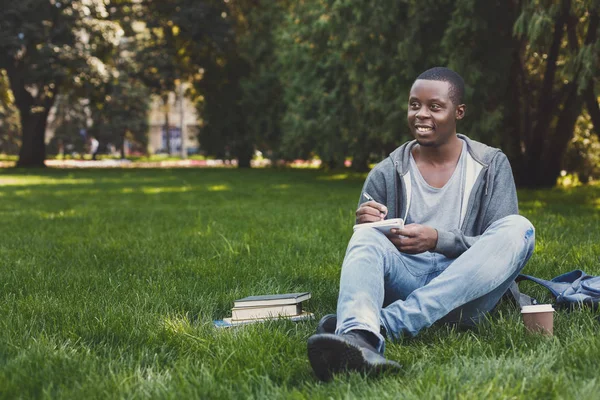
[407,79,465,147]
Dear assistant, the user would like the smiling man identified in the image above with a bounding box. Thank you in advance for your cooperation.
[307,67,536,381]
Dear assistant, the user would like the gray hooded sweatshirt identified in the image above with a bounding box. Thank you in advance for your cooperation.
[358,134,518,259]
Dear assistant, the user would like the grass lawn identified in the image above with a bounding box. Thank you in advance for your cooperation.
[0,168,599,399]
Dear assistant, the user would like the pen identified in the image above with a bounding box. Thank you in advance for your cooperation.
[363,192,387,217]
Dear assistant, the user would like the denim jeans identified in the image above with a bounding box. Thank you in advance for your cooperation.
[335,215,535,353]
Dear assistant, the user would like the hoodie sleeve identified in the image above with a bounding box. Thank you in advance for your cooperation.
[355,162,391,223]
[434,153,519,258]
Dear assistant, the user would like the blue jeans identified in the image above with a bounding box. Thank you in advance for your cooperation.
[335,215,535,353]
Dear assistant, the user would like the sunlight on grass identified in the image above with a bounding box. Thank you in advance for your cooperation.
[520,200,547,210]
[317,173,349,181]
[142,187,191,194]
[0,176,94,186]
[207,184,231,191]
[272,184,290,189]
[162,314,194,336]
[99,176,179,184]
[595,198,600,209]
[39,210,77,220]
[127,366,172,396]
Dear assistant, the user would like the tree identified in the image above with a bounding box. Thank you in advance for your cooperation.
[0,70,21,154]
[133,0,229,155]
[443,0,600,187]
[508,0,600,187]
[0,0,122,167]
[236,1,287,164]
[276,0,454,170]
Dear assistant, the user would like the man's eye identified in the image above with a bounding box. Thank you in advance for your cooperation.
[410,103,420,109]
[431,104,441,110]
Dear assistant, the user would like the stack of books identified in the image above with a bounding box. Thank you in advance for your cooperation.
[214,292,313,328]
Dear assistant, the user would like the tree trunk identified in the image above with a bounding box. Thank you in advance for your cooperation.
[542,87,585,186]
[120,132,126,159]
[351,150,370,172]
[164,110,171,155]
[236,142,253,168]
[351,125,371,172]
[324,157,344,170]
[163,94,171,155]
[525,0,570,183]
[504,49,527,184]
[6,63,54,168]
[16,109,49,168]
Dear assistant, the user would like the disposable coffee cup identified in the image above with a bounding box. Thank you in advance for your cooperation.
[521,304,555,335]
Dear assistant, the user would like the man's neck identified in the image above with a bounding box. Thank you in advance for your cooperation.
[413,135,463,166]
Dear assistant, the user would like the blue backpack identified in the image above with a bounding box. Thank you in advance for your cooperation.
[509,270,600,310]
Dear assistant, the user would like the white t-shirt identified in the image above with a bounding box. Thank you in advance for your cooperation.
[406,140,467,231]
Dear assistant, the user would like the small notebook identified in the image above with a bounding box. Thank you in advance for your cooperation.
[353,218,404,234]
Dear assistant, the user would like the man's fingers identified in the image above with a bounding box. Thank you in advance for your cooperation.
[357,214,383,223]
[356,206,382,218]
[356,203,387,221]
[396,228,416,237]
[360,201,388,215]
[387,236,403,247]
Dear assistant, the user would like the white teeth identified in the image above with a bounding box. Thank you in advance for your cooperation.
[416,127,432,132]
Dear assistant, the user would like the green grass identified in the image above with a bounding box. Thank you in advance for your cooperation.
[0,168,599,399]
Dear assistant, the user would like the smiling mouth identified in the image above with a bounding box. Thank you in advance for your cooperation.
[415,126,434,133]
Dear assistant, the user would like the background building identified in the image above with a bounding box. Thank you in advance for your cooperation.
[147,88,200,155]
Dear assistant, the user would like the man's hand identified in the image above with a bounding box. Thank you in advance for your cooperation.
[388,224,438,254]
[355,201,388,223]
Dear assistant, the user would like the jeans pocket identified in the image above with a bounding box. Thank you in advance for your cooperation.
[402,252,446,277]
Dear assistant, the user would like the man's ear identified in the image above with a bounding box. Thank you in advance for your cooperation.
[455,104,466,120]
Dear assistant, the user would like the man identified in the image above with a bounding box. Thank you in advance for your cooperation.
[90,136,99,160]
[307,67,535,381]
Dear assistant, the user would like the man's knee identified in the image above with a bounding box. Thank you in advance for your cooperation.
[490,214,535,254]
[492,214,534,235]
[349,227,394,250]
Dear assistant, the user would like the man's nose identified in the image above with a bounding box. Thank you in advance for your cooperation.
[416,107,430,119]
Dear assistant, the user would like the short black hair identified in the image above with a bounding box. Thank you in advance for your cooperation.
[416,67,465,106]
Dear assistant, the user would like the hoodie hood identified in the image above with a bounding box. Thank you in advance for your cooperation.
[389,134,501,176]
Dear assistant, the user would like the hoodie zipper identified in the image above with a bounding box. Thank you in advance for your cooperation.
[394,161,400,218]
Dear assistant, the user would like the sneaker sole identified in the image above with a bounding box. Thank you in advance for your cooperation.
[307,334,400,381]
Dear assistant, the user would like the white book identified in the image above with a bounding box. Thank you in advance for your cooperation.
[214,311,314,328]
[353,218,404,235]
[232,303,302,320]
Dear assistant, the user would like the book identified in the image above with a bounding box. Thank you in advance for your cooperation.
[233,292,311,308]
[352,218,404,235]
[214,311,314,328]
[231,303,302,321]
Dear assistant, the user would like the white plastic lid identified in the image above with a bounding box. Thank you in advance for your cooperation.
[521,304,555,313]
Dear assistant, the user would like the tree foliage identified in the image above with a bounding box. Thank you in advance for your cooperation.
[1,0,598,186]
[0,0,122,166]
[194,0,283,167]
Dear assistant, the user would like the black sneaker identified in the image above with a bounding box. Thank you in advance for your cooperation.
[315,314,388,338]
[307,332,401,381]
[315,314,338,334]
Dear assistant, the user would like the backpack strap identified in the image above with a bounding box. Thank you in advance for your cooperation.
[506,280,537,308]
[517,270,587,299]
